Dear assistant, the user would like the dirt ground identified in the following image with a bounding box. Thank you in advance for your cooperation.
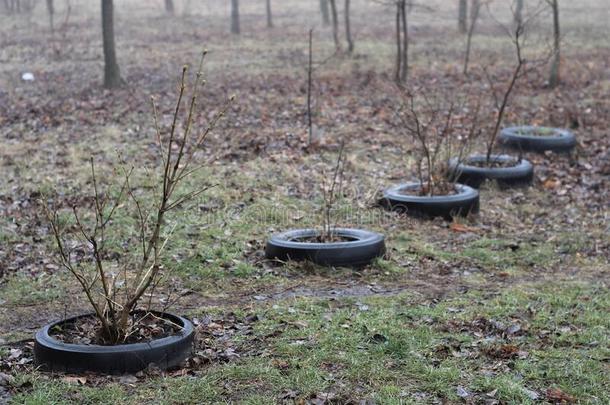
[0,0,608,403]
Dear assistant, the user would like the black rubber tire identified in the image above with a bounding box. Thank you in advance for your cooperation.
[500,126,576,153]
[34,311,194,374]
[265,228,385,267]
[448,154,534,189]
[381,183,479,220]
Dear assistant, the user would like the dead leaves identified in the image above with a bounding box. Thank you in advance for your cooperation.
[449,222,479,233]
[543,177,561,190]
[546,387,576,403]
[1,344,34,369]
[189,312,261,368]
[61,376,87,385]
[482,344,528,360]
[271,359,290,371]
[280,390,346,405]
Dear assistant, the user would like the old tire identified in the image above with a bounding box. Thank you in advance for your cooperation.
[448,154,533,189]
[265,228,385,267]
[500,126,576,153]
[34,311,194,374]
[381,183,479,220]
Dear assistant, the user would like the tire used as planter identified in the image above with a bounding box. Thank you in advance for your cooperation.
[448,154,533,189]
[265,228,385,267]
[34,311,194,374]
[500,126,576,153]
[381,182,479,220]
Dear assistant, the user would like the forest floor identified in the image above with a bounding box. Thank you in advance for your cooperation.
[0,1,608,403]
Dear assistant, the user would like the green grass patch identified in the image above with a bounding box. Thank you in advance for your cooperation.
[0,271,65,307]
[10,281,608,404]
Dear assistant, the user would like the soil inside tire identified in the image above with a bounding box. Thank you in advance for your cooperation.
[515,127,558,136]
[290,234,359,243]
[466,157,519,169]
[395,182,458,197]
[50,311,183,346]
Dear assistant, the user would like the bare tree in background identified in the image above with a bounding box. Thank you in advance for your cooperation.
[231,0,240,34]
[266,0,273,28]
[102,0,122,89]
[344,0,353,53]
[46,0,54,30]
[2,0,37,14]
[463,0,481,75]
[320,0,330,26]
[164,0,174,15]
[458,0,467,33]
[547,0,560,87]
[329,0,340,51]
[307,29,314,145]
[50,0,73,59]
[2,0,16,13]
[514,0,523,27]
[395,0,408,83]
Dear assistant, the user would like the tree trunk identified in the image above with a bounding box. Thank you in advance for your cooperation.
[470,0,480,21]
[400,0,407,82]
[101,0,122,89]
[164,0,174,15]
[395,0,401,83]
[549,0,560,87]
[307,29,314,146]
[395,0,407,84]
[231,0,240,34]
[320,0,330,26]
[329,0,339,51]
[514,0,523,27]
[266,0,273,28]
[344,0,353,53]
[463,0,480,75]
[458,0,467,34]
[46,0,54,30]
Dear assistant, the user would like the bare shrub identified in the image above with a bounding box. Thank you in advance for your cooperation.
[395,87,481,196]
[43,54,234,344]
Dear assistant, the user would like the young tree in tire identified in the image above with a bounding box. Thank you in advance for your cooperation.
[101,0,123,89]
[395,89,474,197]
[320,141,346,241]
[44,54,234,344]
[480,12,527,164]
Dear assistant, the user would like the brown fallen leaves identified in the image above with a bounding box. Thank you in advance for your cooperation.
[61,376,87,385]
[482,344,528,360]
[543,177,561,190]
[449,222,479,233]
[546,387,576,403]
